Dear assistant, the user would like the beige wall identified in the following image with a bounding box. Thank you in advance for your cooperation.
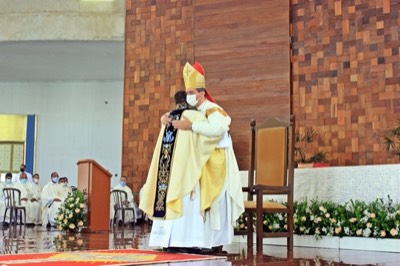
[0,0,124,41]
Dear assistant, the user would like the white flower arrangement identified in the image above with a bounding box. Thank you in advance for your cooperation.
[236,196,400,240]
[55,189,87,231]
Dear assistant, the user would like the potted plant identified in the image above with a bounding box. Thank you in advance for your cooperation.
[295,128,328,168]
[55,189,87,232]
[383,119,400,158]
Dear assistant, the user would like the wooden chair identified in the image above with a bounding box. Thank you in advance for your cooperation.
[236,115,295,255]
[110,189,136,227]
[3,188,27,226]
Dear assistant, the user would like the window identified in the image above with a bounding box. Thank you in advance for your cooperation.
[0,142,24,181]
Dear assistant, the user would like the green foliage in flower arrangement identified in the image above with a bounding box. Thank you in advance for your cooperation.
[294,199,339,238]
[235,196,400,240]
[55,189,87,231]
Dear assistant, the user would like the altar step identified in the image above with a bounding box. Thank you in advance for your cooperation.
[233,235,400,253]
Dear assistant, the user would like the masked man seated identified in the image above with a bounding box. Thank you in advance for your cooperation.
[41,172,67,227]
[110,176,141,225]
[14,172,41,225]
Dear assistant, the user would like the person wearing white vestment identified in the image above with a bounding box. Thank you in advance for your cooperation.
[0,173,14,223]
[110,176,139,224]
[41,172,65,227]
[4,173,14,188]
[141,62,244,253]
[58,177,72,198]
[31,173,43,200]
[14,172,41,224]
[31,173,43,225]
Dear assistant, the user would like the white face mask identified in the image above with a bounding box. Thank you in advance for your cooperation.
[33,178,39,184]
[186,94,198,107]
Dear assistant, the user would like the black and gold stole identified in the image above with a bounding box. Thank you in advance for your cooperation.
[153,103,191,218]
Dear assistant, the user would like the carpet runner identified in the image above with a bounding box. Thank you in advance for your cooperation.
[0,249,226,265]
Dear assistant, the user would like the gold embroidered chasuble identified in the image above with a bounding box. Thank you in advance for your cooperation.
[140,110,223,220]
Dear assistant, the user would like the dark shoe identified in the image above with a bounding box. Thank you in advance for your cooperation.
[180,248,200,254]
[199,248,213,254]
[212,245,228,255]
[164,247,200,254]
[164,247,179,253]
[200,246,228,255]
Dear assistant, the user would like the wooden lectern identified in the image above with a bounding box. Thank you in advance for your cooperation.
[77,159,112,231]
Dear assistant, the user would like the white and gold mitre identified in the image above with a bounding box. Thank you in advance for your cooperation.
[183,61,205,90]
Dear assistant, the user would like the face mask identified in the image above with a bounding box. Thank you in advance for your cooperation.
[186,94,198,107]
[119,181,126,187]
[63,183,68,187]
[21,179,28,184]
[33,178,39,184]
[5,179,12,184]
[52,177,59,183]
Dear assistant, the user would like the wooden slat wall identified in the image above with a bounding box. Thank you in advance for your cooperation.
[123,0,290,192]
[194,0,290,168]
[291,0,400,165]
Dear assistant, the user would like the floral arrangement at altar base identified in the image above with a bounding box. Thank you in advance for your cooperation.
[235,196,400,240]
[55,189,87,232]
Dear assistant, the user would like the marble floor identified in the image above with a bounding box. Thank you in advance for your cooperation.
[0,222,399,265]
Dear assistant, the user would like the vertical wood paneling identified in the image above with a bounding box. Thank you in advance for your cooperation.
[194,0,291,168]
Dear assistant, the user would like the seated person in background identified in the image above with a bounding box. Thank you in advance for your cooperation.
[110,176,140,225]
[0,172,17,224]
[41,172,66,227]
[31,173,43,225]
[58,177,72,198]
[4,173,14,188]
[14,172,41,225]
[31,174,42,199]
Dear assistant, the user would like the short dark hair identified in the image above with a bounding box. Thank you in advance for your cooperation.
[5,172,12,178]
[174,91,187,104]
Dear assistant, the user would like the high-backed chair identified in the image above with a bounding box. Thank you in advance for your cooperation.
[3,188,26,226]
[110,189,136,227]
[236,115,295,255]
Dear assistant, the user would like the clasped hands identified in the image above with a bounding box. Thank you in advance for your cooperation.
[161,113,192,131]
[21,197,38,202]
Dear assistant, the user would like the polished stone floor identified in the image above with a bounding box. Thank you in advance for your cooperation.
[0,222,399,265]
